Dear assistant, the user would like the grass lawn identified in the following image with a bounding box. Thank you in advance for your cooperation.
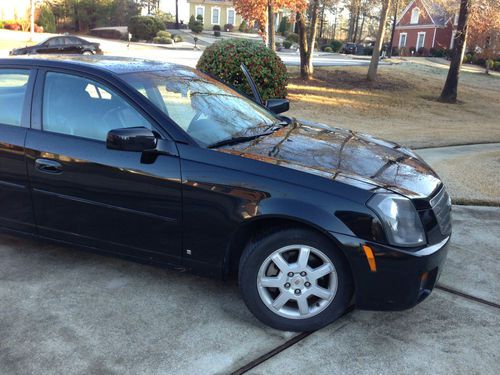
[286,59,500,149]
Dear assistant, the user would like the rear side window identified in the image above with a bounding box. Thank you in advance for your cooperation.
[42,72,152,141]
[0,69,30,127]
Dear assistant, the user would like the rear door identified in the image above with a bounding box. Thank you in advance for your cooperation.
[0,67,36,233]
[25,69,183,264]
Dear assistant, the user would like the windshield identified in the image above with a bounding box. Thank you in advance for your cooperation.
[120,68,281,147]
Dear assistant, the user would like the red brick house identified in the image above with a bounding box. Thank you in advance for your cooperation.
[393,0,456,56]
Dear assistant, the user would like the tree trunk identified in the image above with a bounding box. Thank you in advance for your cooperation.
[297,12,311,79]
[439,0,470,103]
[175,0,179,29]
[268,1,275,50]
[353,8,360,42]
[358,13,365,42]
[367,0,391,81]
[388,1,398,58]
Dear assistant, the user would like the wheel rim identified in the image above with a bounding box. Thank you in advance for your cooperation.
[83,51,93,55]
[257,244,338,320]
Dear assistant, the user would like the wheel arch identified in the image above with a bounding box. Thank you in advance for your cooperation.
[223,214,354,283]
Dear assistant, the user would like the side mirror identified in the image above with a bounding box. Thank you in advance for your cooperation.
[265,99,290,114]
[106,127,157,152]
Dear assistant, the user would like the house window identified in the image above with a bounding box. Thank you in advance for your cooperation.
[212,7,220,25]
[411,8,420,24]
[417,32,426,50]
[227,8,235,25]
[196,6,204,19]
[399,33,407,48]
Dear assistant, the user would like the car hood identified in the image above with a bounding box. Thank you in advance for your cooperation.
[219,120,441,199]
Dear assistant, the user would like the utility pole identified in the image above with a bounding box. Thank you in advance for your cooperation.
[30,0,35,41]
[176,0,179,29]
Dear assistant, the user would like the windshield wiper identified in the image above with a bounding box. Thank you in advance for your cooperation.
[208,133,273,149]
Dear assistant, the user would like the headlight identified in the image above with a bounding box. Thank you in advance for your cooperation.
[367,193,425,247]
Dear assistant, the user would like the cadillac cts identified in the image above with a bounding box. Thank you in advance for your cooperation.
[0,56,451,331]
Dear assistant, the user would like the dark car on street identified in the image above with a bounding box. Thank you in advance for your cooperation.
[9,36,102,56]
[341,42,358,54]
[0,56,451,331]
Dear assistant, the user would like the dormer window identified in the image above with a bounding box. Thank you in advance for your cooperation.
[411,8,420,24]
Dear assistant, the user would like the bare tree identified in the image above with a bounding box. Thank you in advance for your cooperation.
[367,0,392,81]
[297,0,321,79]
[268,0,276,50]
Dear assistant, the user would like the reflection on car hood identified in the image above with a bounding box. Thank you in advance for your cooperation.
[219,119,441,199]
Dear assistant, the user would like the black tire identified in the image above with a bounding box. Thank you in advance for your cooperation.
[239,227,353,332]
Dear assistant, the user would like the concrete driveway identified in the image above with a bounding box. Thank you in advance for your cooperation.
[1,204,499,375]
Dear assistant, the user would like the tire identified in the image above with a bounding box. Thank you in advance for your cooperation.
[239,227,353,332]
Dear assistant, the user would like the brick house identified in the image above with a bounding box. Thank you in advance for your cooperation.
[393,0,456,56]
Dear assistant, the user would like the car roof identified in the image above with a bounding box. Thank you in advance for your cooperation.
[0,55,181,75]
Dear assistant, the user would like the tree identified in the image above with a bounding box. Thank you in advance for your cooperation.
[367,0,392,81]
[297,0,321,79]
[439,0,471,103]
[234,0,307,49]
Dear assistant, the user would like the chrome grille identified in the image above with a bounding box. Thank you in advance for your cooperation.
[430,186,452,235]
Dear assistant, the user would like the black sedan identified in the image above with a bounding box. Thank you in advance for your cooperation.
[9,36,102,56]
[0,56,451,331]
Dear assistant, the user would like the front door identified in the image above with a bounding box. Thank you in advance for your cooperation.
[0,67,35,233]
[26,70,182,263]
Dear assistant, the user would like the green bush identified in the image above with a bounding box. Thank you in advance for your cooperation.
[214,30,221,37]
[128,16,165,41]
[172,34,183,43]
[37,4,56,33]
[363,46,373,56]
[213,25,221,31]
[324,46,333,53]
[153,36,173,44]
[286,32,299,43]
[283,40,292,49]
[189,15,203,33]
[156,30,171,38]
[239,20,248,32]
[197,38,288,101]
[330,40,342,52]
[278,16,288,35]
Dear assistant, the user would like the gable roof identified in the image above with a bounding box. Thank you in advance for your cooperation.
[397,0,454,27]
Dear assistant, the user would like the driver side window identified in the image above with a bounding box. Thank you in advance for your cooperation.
[43,72,151,141]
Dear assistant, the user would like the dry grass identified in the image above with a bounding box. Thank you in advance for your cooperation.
[286,60,500,148]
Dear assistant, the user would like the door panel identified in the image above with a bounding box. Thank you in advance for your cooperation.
[27,70,182,262]
[0,69,34,232]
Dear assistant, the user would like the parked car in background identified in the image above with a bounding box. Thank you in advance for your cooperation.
[341,42,358,54]
[9,36,102,56]
[0,56,451,332]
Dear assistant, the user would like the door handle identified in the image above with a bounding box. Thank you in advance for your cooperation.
[35,159,63,174]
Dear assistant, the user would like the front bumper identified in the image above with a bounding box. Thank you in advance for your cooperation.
[333,233,450,310]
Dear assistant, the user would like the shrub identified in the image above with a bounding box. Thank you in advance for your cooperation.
[196,14,203,21]
[278,16,288,35]
[197,38,288,101]
[37,4,56,33]
[486,59,495,70]
[283,40,292,49]
[324,46,333,53]
[275,42,281,50]
[156,30,172,38]
[391,46,399,56]
[417,47,427,56]
[213,25,221,31]
[128,16,165,41]
[214,30,221,37]
[429,48,446,57]
[363,46,373,56]
[153,36,173,44]
[409,46,416,55]
[172,34,183,43]
[0,21,4,29]
[330,39,343,52]
[3,21,21,31]
[493,61,500,71]
[239,20,247,32]
[224,23,234,32]
[189,15,204,33]
[286,32,299,43]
